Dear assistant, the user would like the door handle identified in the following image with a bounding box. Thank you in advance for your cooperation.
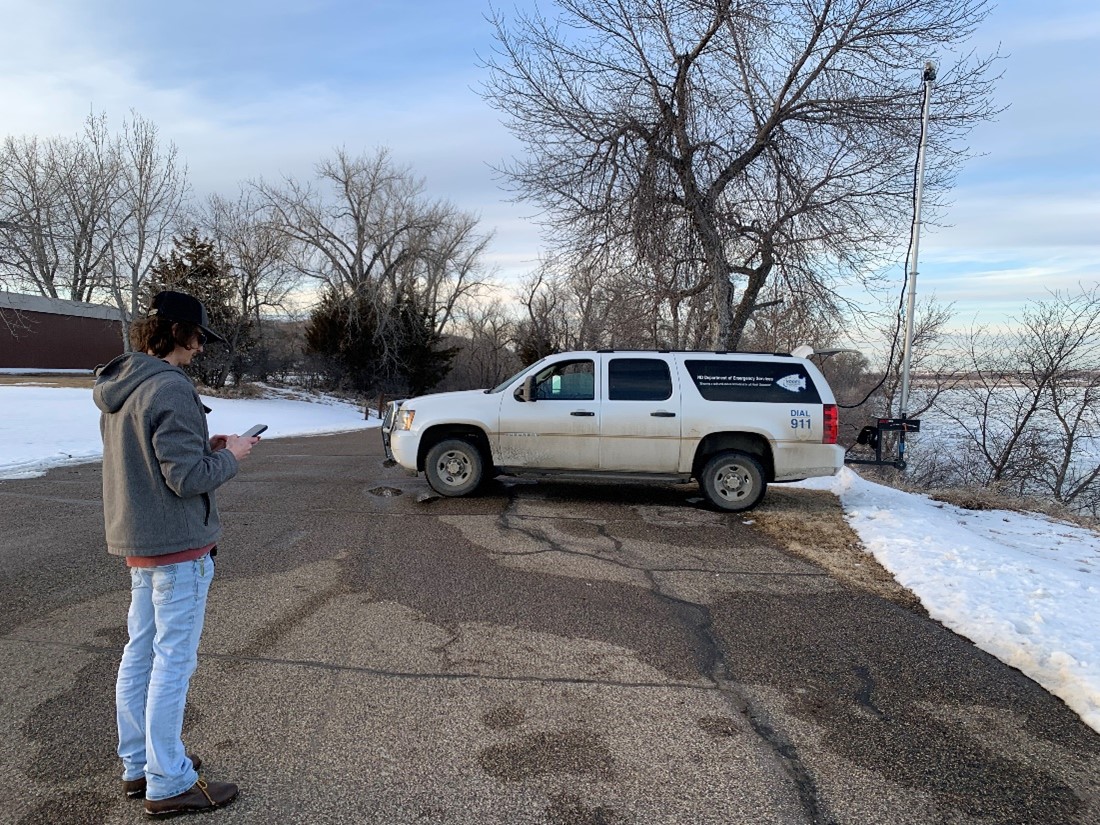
[650,411,676,418]
[570,411,595,417]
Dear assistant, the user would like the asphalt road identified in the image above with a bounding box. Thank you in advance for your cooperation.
[1,431,1098,824]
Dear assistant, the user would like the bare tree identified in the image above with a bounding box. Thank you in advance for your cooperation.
[201,191,301,381]
[514,255,689,354]
[389,207,493,337]
[255,148,425,301]
[204,191,299,321]
[1026,291,1100,512]
[878,296,960,420]
[934,287,1100,515]
[513,266,570,363]
[439,297,521,390]
[0,112,188,346]
[740,280,848,356]
[483,0,999,349]
[104,113,190,344]
[0,114,122,302]
[835,295,960,464]
[254,148,492,374]
[1,134,70,298]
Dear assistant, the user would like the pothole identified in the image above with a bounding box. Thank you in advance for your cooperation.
[368,486,403,497]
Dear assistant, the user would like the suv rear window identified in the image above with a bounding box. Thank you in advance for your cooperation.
[608,358,673,401]
[684,360,821,404]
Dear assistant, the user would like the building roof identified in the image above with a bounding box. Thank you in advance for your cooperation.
[0,291,122,322]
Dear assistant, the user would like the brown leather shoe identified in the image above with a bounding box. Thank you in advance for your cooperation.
[122,754,202,799]
[144,778,238,817]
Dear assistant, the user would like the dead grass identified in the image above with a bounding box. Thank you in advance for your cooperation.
[859,465,1100,530]
[866,471,1100,530]
[1,374,271,400]
[0,373,95,388]
[926,486,1098,531]
[753,486,926,613]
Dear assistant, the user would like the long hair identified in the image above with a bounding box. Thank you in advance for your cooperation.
[130,317,199,357]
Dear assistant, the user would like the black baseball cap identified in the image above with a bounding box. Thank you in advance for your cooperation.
[148,291,227,343]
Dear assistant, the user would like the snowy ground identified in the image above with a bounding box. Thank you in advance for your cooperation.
[1,380,1097,735]
[0,381,378,480]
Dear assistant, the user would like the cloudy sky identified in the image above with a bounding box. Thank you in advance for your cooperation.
[0,0,1096,331]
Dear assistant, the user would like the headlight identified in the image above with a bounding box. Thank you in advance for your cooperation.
[397,409,415,430]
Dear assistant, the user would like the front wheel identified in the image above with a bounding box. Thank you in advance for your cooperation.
[699,451,766,512]
[424,439,484,497]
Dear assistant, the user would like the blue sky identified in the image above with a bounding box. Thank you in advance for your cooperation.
[915,0,1100,328]
[0,0,1096,331]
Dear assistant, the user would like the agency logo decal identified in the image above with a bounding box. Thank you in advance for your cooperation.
[776,374,807,393]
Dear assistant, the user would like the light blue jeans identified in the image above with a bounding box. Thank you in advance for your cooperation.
[116,554,213,801]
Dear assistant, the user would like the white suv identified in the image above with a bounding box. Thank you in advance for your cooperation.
[383,350,843,511]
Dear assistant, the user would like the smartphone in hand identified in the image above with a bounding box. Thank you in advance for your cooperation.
[241,424,268,438]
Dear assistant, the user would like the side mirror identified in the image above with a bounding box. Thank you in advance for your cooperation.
[520,375,536,402]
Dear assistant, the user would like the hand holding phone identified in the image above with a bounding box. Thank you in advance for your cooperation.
[241,424,268,438]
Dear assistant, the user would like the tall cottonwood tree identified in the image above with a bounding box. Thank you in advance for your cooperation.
[105,114,190,341]
[0,112,189,346]
[255,148,491,389]
[483,0,999,349]
[204,191,298,320]
[0,115,122,302]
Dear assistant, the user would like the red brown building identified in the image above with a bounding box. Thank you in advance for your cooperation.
[0,291,125,370]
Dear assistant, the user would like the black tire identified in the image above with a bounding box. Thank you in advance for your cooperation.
[424,438,484,497]
[699,450,766,512]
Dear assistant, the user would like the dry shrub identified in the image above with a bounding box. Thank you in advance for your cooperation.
[197,381,265,399]
[753,486,925,613]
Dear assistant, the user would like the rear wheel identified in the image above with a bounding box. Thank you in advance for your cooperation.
[699,451,766,512]
[424,438,484,497]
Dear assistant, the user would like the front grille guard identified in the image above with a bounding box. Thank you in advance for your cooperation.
[380,399,407,462]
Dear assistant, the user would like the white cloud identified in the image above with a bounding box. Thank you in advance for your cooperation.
[0,0,1095,323]
[928,193,1100,251]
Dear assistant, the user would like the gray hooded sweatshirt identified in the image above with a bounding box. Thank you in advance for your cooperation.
[94,352,238,557]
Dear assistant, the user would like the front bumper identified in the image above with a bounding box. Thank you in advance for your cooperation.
[388,429,419,472]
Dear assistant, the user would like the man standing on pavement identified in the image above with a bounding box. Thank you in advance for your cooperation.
[94,290,259,817]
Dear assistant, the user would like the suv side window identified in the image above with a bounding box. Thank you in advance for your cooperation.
[608,358,673,401]
[530,359,595,400]
[684,360,822,404]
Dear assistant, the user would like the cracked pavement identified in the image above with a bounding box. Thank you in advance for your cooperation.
[1,431,1098,824]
